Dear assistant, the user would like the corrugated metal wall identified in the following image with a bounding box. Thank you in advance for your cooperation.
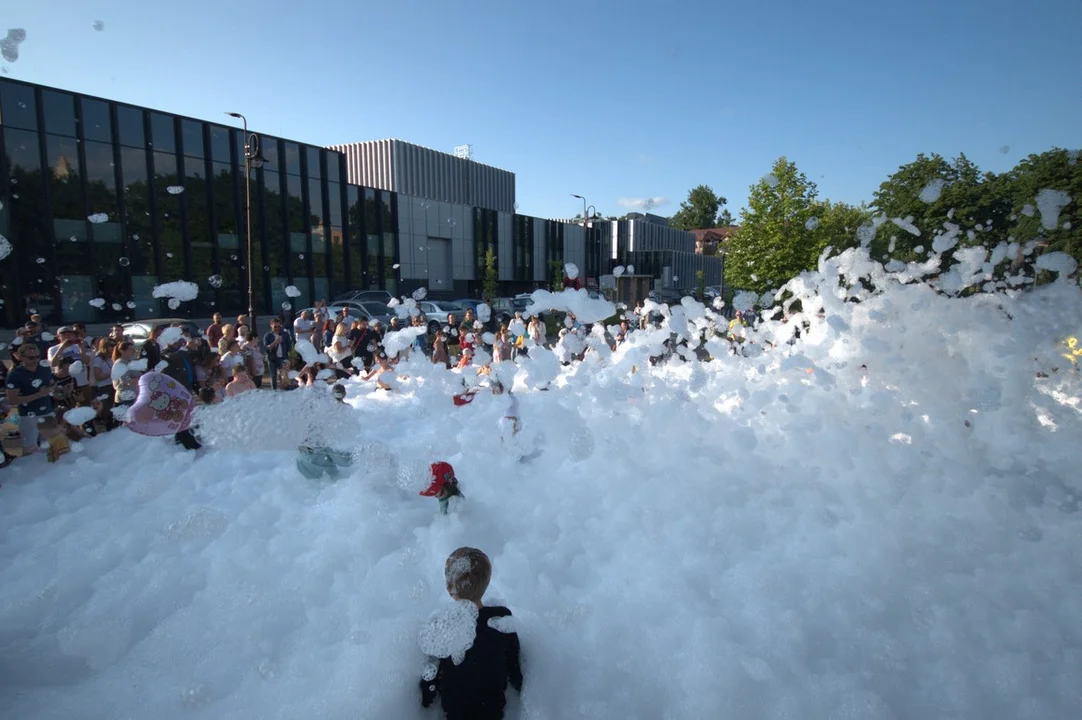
[563,224,586,274]
[328,140,516,213]
[327,140,395,193]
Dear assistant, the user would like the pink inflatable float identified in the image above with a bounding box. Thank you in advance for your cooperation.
[126,372,195,436]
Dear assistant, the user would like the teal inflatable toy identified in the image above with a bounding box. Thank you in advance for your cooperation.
[296,445,354,480]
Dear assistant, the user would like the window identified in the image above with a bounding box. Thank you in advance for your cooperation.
[306,146,321,181]
[326,151,341,183]
[309,177,328,301]
[4,127,52,323]
[328,182,344,295]
[153,151,184,301]
[380,191,396,294]
[41,90,76,137]
[119,146,156,317]
[85,140,125,321]
[364,189,379,289]
[47,133,92,320]
[186,157,213,316]
[181,119,204,158]
[0,81,37,130]
[80,98,112,143]
[259,136,279,170]
[209,125,231,163]
[283,142,301,176]
[116,105,145,148]
[286,174,309,306]
[214,161,242,315]
[260,169,288,315]
[346,185,365,289]
[150,113,176,153]
[84,140,120,240]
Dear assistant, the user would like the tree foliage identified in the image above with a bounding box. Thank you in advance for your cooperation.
[870,149,1081,276]
[724,158,869,293]
[669,184,731,230]
[482,247,499,303]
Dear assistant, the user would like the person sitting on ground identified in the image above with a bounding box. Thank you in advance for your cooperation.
[224,365,257,398]
[420,547,522,719]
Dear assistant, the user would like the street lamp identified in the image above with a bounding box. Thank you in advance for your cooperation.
[571,193,588,224]
[225,111,266,332]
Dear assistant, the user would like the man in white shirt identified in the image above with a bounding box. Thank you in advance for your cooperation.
[47,326,92,402]
[294,310,315,338]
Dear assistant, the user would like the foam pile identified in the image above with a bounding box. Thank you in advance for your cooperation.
[0,247,1080,719]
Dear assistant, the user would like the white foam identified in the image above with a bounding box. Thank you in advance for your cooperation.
[2,245,1080,719]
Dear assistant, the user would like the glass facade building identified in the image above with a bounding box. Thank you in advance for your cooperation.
[0,77,399,328]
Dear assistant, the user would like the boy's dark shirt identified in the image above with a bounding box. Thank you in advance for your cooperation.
[7,364,55,416]
[421,605,522,720]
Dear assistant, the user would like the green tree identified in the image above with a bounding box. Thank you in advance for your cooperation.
[869,153,1012,263]
[669,184,730,230]
[724,157,824,293]
[716,207,735,226]
[695,269,706,300]
[482,247,499,303]
[549,258,564,291]
[1003,148,1081,274]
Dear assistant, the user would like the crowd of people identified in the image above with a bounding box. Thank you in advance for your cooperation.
[0,293,762,471]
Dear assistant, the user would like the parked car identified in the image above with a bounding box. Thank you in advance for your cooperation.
[418,301,467,333]
[335,290,394,304]
[303,301,395,328]
[121,318,203,352]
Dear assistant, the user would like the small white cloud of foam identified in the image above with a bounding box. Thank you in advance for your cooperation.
[617,197,670,210]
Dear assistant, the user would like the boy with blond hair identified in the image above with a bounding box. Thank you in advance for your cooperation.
[420,547,522,719]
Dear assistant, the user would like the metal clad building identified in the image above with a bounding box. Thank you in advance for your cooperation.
[328,140,516,214]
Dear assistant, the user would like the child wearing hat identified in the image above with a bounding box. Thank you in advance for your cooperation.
[420,461,464,514]
[419,547,522,719]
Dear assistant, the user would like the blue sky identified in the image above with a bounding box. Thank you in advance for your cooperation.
[5,0,1080,223]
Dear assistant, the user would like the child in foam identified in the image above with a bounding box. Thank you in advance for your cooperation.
[419,547,522,719]
[420,461,464,514]
[491,380,520,440]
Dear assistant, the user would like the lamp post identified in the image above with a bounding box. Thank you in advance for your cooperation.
[571,193,588,225]
[225,112,265,332]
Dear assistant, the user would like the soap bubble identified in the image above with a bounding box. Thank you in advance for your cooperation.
[93,20,105,32]
[281,302,292,311]
[168,298,181,310]
[166,253,173,259]
[230,254,238,261]
[118,257,129,267]
[284,285,301,298]
[208,275,223,288]
[126,301,136,309]
[805,217,820,230]
[111,303,122,311]
[565,263,580,280]
[36,257,45,264]
[89,298,106,309]
[626,265,635,273]
[0,235,11,261]
[763,173,779,188]
[412,287,427,301]
[613,266,625,277]
[166,185,184,195]
[298,253,305,259]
